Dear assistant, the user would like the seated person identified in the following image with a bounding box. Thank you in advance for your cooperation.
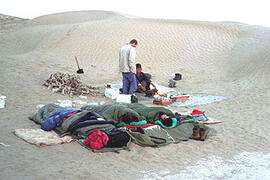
[136,63,157,94]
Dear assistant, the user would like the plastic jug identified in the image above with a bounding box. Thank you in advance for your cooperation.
[0,96,6,109]
[104,88,119,99]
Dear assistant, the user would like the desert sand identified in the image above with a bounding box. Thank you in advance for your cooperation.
[0,11,270,179]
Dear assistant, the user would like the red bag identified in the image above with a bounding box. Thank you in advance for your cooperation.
[191,109,204,115]
[84,129,109,150]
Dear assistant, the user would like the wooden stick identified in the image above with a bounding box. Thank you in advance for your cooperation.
[75,56,80,69]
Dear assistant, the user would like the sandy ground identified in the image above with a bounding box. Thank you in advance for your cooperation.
[0,11,270,179]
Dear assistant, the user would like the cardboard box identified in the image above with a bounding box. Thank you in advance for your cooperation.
[170,95,189,102]
[153,99,172,105]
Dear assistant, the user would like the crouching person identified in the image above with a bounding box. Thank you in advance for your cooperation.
[136,63,157,96]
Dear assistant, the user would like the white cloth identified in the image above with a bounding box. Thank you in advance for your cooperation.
[170,94,228,107]
[14,129,74,147]
[119,44,136,73]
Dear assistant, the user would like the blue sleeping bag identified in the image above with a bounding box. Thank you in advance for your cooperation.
[41,109,80,131]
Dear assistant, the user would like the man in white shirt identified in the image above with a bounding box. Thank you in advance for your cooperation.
[119,39,138,94]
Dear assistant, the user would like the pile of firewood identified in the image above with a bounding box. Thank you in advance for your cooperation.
[43,72,98,97]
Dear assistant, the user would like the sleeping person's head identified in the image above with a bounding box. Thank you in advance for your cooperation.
[119,113,139,124]
[159,112,173,126]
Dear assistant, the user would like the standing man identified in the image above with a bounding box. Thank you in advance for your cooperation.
[119,39,138,94]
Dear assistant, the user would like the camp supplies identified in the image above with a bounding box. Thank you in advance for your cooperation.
[153,94,172,105]
[153,99,172,105]
[189,127,207,141]
[170,94,189,102]
[0,95,6,109]
[75,56,84,74]
[55,99,73,107]
[105,128,130,148]
[189,127,200,140]
[191,109,208,122]
[199,128,207,141]
[131,94,138,103]
[182,119,195,123]
[116,94,138,103]
[192,114,208,122]
[168,79,176,88]
[84,129,109,150]
[153,91,190,105]
[116,94,131,103]
[105,87,119,99]
[106,83,112,88]
[173,73,182,80]
[145,89,157,97]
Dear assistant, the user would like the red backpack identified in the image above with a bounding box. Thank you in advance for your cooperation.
[84,129,109,150]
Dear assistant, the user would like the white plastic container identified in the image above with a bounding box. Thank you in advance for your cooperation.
[116,94,131,104]
[78,95,87,99]
[0,96,6,109]
[99,101,106,105]
[36,104,45,109]
[87,102,99,106]
[73,100,88,106]
[104,88,119,99]
[55,99,73,107]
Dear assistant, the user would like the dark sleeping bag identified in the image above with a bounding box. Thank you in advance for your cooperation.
[69,119,116,132]
[104,128,131,148]
[68,111,116,132]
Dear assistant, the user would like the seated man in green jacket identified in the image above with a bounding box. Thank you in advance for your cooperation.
[136,64,157,96]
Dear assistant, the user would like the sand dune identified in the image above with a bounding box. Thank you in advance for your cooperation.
[26,11,128,26]
[0,11,270,179]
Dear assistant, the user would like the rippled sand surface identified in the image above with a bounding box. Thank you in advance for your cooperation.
[0,11,269,179]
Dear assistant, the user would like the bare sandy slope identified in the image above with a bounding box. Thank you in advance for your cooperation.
[0,11,270,179]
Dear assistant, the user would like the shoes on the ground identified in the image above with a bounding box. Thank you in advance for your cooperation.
[199,128,207,141]
[189,127,200,140]
[173,73,182,81]
[168,79,176,88]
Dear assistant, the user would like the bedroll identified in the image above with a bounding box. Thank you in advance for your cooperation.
[105,128,131,148]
